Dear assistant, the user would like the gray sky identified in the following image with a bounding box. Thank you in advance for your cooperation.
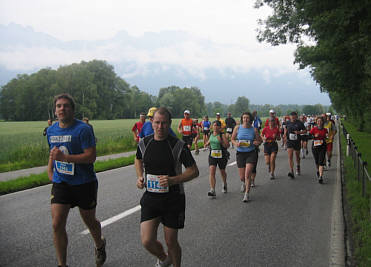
[0,0,331,105]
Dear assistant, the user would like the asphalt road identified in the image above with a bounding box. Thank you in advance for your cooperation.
[0,140,337,267]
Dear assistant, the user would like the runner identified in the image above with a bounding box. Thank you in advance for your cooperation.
[178,110,193,150]
[261,118,281,179]
[135,107,199,267]
[47,93,106,267]
[204,120,230,198]
[43,119,53,136]
[323,113,337,167]
[251,111,263,187]
[225,112,236,148]
[252,110,262,131]
[216,112,226,132]
[201,115,211,150]
[231,112,263,202]
[284,111,307,178]
[132,112,146,143]
[309,116,328,184]
[281,115,290,149]
[192,118,200,155]
[299,115,309,159]
[83,117,97,143]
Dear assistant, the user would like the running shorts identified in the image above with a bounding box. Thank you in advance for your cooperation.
[51,180,98,210]
[208,156,228,169]
[203,130,210,136]
[182,135,193,146]
[300,135,309,142]
[326,142,333,152]
[236,150,257,168]
[287,140,301,151]
[264,142,278,155]
[226,128,233,134]
[140,192,185,229]
[312,145,327,166]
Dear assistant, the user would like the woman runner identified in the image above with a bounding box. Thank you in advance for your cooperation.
[309,117,328,183]
[261,118,281,180]
[231,112,263,202]
[205,120,230,198]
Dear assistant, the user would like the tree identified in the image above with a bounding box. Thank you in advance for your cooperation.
[233,96,250,115]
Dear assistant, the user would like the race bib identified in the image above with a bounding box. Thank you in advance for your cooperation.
[183,125,191,132]
[204,127,209,131]
[211,149,222,158]
[55,161,75,175]
[313,140,323,147]
[227,128,233,132]
[239,140,251,147]
[289,133,298,141]
[146,174,169,193]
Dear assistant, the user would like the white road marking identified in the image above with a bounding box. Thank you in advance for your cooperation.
[227,161,237,166]
[80,205,141,235]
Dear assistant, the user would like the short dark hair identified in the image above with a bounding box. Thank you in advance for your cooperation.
[153,107,172,123]
[54,93,75,111]
[240,112,253,124]
[290,111,298,116]
[212,120,222,127]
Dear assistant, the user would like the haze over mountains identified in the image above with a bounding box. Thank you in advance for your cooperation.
[0,23,330,105]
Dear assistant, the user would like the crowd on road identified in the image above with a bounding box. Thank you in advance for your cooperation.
[44,93,338,267]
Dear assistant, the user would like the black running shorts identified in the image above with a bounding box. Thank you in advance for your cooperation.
[312,145,327,166]
[51,180,98,210]
[140,192,186,229]
[182,135,193,146]
[208,156,228,169]
[287,140,301,151]
[264,142,278,155]
[236,150,257,168]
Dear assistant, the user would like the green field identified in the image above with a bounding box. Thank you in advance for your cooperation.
[0,119,184,172]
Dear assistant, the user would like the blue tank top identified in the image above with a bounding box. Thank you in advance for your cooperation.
[237,125,255,152]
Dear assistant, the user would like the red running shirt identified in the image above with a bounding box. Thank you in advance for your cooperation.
[132,121,144,141]
[309,127,328,140]
[261,127,280,142]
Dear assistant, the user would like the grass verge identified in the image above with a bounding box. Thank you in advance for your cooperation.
[340,122,371,267]
[0,155,136,195]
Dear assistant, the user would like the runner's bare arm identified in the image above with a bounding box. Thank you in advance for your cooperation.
[50,146,96,164]
[253,128,263,146]
[221,134,230,149]
[231,126,239,147]
[47,154,53,181]
[165,163,199,186]
[134,158,145,189]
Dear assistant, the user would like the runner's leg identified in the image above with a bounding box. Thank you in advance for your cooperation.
[141,218,167,262]
[287,148,294,173]
[270,152,277,176]
[51,203,70,267]
[209,165,217,190]
[164,227,181,267]
[79,208,104,248]
[244,163,254,193]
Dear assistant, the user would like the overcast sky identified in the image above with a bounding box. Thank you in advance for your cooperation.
[0,0,331,105]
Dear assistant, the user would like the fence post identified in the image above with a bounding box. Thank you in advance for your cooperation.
[357,152,361,182]
[353,145,357,168]
[362,161,367,197]
[346,133,350,156]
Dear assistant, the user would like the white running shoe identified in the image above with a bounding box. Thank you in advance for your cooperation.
[243,192,249,202]
[222,184,227,193]
[240,183,246,193]
[155,256,172,267]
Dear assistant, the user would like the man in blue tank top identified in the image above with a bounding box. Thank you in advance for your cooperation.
[47,93,106,267]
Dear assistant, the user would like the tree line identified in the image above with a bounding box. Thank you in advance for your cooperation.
[0,60,329,121]
[255,0,371,131]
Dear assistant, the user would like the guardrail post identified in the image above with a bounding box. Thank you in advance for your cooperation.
[346,134,350,156]
[353,145,357,169]
[357,152,361,182]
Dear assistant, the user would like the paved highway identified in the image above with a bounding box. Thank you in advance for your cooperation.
[0,141,338,266]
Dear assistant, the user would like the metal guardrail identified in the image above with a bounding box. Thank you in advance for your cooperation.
[340,121,370,198]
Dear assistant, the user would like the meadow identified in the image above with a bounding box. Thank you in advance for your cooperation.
[0,118,183,172]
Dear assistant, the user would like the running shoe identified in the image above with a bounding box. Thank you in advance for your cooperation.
[240,183,246,193]
[155,256,172,267]
[306,149,309,155]
[270,173,275,180]
[251,181,255,188]
[243,192,249,202]
[316,171,320,178]
[327,160,331,167]
[296,166,301,176]
[288,172,295,179]
[195,149,199,155]
[222,184,228,193]
[95,237,106,267]
[318,176,323,184]
[208,189,216,199]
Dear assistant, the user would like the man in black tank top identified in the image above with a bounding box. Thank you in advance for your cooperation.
[135,107,199,267]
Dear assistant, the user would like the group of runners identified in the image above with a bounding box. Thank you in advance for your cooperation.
[46,94,337,267]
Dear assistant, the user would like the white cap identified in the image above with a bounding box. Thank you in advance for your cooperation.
[184,110,190,114]
[269,109,275,113]
[216,112,220,116]
[326,112,331,116]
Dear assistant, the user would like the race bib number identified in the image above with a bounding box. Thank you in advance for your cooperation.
[146,174,169,193]
[55,161,75,175]
[183,125,191,132]
[211,149,222,158]
[227,128,233,132]
[289,133,298,141]
[313,140,324,147]
[239,140,251,147]
[204,127,209,131]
